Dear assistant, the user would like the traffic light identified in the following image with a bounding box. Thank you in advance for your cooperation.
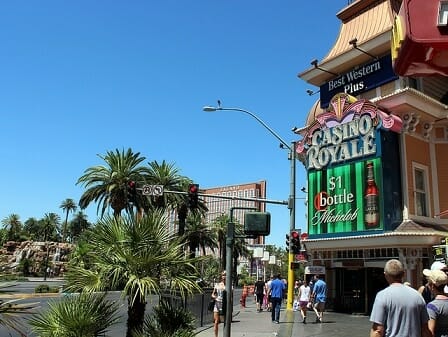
[188,184,199,208]
[127,180,137,203]
[285,233,290,253]
[291,230,301,254]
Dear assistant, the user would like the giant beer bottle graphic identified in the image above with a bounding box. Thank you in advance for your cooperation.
[364,161,380,228]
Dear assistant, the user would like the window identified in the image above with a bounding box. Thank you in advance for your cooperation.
[413,164,430,216]
[438,1,448,26]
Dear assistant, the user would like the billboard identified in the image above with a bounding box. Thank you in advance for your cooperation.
[295,93,402,237]
[308,157,383,235]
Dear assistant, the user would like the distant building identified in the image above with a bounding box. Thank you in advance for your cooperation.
[203,180,267,246]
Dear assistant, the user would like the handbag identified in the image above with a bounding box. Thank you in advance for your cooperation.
[207,299,215,312]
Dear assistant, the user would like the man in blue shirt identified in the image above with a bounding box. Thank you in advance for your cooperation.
[311,274,327,323]
[269,273,285,323]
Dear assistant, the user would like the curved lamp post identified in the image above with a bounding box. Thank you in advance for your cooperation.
[203,104,297,337]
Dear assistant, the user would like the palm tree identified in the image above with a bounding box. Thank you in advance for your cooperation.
[42,213,61,242]
[1,214,22,241]
[137,300,196,337]
[29,292,120,337]
[69,211,91,242]
[232,222,251,286]
[211,214,229,271]
[144,160,186,210]
[23,217,40,241]
[77,148,149,218]
[64,210,202,337]
[60,198,77,242]
[182,212,217,258]
[144,160,208,235]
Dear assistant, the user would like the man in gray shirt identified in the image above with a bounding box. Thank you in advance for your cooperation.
[370,259,431,337]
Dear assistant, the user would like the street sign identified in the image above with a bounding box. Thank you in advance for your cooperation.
[142,185,164,196]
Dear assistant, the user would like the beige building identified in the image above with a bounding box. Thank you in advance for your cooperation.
[203,180,267,247]
[296,0,448,314]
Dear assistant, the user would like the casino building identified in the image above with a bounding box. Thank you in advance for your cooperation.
[296,0,448,314]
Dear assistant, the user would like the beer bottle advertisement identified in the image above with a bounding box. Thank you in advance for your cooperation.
[307,157,383,235]
[364,161,380,229]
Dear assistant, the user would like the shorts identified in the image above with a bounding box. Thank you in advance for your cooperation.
[299,301,308,308]
[313,301,325,311]
[214,300,223,313]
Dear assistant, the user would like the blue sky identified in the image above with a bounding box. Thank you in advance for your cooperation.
[0,1,345,247]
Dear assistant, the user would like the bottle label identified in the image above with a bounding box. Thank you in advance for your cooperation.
[365,194,379,228]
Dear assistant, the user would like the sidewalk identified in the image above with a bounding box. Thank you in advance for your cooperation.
[196,296,371,337]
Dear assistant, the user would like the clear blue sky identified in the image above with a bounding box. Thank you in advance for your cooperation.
[0,1,345,247]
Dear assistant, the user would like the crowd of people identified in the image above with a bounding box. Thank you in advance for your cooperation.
[370,259,448,337]
[249,273,328,325]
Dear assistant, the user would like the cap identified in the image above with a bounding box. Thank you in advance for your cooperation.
[423,269,448,287]
[430,261,448,270]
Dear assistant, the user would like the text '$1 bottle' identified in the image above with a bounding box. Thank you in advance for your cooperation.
[364,161,380,229]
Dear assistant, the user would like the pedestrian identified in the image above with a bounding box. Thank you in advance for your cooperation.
[298,280,311,324]
[311,274,326,323]
[419,261,448,303]
[211,271,226,337]
[269,273,285,324]
[293,280,300,311]
[370,259,431,337]
[240,284,248,308]
[423,268,448,337]
[254,277,265,312]
[266,275,273,311]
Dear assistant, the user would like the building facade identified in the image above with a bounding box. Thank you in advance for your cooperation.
[202,180,267,247]
[297,0,448,314]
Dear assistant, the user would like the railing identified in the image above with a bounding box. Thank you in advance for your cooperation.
[160,288,243,327]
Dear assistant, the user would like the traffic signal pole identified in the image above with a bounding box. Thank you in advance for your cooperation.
[286,142,296,311]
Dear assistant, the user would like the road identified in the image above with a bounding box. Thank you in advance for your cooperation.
[0,280,153,337]
[0,280,241,337]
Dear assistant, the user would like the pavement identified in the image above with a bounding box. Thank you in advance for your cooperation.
[196,296,371,337]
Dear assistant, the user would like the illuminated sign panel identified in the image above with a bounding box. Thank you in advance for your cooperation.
[296,93,402,237]
[308,157,383,235]
[319,55,398,108]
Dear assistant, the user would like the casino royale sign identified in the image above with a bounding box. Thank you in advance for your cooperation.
[307,114,376,170]
[295,93,403,171]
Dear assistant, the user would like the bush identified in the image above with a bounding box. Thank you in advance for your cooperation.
[34,284,50,293]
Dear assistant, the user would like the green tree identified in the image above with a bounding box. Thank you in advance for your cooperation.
[42,213,61,242]
[144,160,207,235]
[1,214,22,242]
[136,300,196,337]
[211,214,229,271]
[29,292,119,337]
[60,198,77,242]
[64,210,201,337]
[182,212,217,258]
[23,217,41,241]
[69,211,91,243]
[77,148,149,218]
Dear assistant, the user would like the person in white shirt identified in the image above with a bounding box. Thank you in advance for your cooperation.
[298,281,311,323]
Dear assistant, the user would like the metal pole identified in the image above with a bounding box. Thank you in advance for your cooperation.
[286,142,296,310]
[204,104,299,312]
[224,206,257,337]
[224,220,234,337]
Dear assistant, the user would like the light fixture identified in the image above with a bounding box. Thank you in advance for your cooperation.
[306,89,320,96]
[291,126,307,134]
[310,59,338,76]
[349,38,378,60]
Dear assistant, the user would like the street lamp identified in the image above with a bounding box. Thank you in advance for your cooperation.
[203,104,297,315]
